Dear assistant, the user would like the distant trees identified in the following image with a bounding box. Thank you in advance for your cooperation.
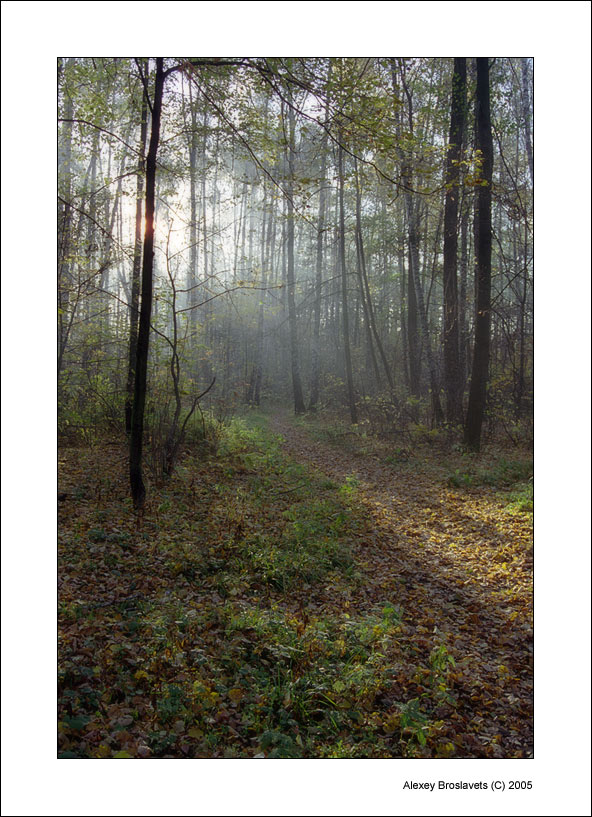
[58,57,533,504]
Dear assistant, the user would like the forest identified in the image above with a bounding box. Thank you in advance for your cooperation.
[57,57,533,760]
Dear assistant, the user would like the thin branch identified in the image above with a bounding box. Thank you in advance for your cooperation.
[59,118,142,156]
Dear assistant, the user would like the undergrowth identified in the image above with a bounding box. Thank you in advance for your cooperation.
[58,411,454,758]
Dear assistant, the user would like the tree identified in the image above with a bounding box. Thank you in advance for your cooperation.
[309,65,331,411]
[57,57,532,466]
[442,58,467,424]
[284,99,306,415]
[125,60,149,434]
[129,58,165,509]
[337,133,358,425]
[465,58,493,452]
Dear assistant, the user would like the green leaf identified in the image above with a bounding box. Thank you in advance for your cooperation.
[64,715,90,731]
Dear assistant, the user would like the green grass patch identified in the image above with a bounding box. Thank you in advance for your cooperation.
[447,456,533,490]
[505,481,533,514]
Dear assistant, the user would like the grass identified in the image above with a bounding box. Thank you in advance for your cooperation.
[447,456,533,492]
[505,480,533,514]
[58,410,445,758]
[58,409,533,759]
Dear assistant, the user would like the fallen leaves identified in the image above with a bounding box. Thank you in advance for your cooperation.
[58,411,532,758]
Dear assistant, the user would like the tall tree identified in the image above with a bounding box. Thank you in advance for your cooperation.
[130,58,165,509]
[338,135,358,425]
[125,60,149,434]
[520,58,534,187]
[58,59,76,378]
[309,66,331,411]
[442,58,467,423]
[391,60,422,399]
[398,64,444,425]
[465,58,493,451]
[285,101,306,415]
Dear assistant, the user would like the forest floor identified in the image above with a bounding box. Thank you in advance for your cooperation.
[58,407,533,759]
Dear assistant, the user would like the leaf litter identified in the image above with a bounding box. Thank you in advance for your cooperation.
[58,410,532,758]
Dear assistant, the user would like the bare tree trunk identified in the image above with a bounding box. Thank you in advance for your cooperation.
[309,81,330,410]
[125,60,148,433]
[130,58,165,509]
[520,58,534,187]
[516,227,529,417]
[338,137,358,424]
[285,103,306,414]
[58,59,75,378]
[391,60,421,399]
[465,58,493,452]
[443,57,466,423]
[187,80,200,334]
[459,199,469,392]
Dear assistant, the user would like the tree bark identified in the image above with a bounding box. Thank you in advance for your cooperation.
[285,103,306,415]
[338,137,358,424]
[130,58,165,509]
[458,198,469,391]
[354,157,394,392]
[520,58,534,187]
[391,61,421,398]
[442,58,466,423]
[187,80,200,333]
[309,75,330,411]
[464,58,493,452]
[125,60,149,434]
[58,59,75,378]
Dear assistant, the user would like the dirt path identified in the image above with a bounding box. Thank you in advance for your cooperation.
[270,412,533,757]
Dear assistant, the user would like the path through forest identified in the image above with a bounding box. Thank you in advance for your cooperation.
[270,410,533,756]
[58,409,533,759]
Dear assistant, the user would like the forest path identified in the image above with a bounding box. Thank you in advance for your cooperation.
[269,409,533,757]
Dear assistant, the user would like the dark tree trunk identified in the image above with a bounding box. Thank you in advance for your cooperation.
[516,228,529,417]
[285,104,306,415]
[458,199,469,391]
[395,207,410,392]
[130,58,165,509]
[125,60,149,434]
[465,58,493,451]
[338,138,358,425]
[443,58,466,423]
[520,58,534,187]
[406,206,422,398]
[309,92,330,410]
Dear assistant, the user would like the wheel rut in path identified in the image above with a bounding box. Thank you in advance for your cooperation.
[270,412,533,756]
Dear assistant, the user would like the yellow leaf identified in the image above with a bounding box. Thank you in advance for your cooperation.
[94,744,111,758]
